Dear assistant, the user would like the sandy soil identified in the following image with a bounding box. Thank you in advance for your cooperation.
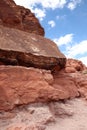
[46,98,87,130]
[0,98,87,130]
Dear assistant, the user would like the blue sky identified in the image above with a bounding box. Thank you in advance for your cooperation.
[14,0,87,66]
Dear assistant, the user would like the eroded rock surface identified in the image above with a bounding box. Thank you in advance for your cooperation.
[0,0,87,130]
[0,66,79,111]
[62,59,87,100]
[0,25,66,70]
[65,58,86,73]
[0,0,44,36]
[69,71,87,100]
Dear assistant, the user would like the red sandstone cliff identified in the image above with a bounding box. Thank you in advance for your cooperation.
[0,0,87,130]
[0,0,44,36]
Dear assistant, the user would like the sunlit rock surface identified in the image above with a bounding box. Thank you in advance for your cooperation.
[0,25,66,70]
[0,0,44,36]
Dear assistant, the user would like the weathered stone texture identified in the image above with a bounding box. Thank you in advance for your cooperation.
[65,58,86,73]
[0,66,79,111]
[0,25,66,70]
[0,0,44,36]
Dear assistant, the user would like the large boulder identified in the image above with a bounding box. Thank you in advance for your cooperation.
[0,25,66,70]
[0,0,44,36]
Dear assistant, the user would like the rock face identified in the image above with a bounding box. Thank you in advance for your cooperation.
[0,25,66,70]
[0,0,66,70]
[0,66,79,111]
[68,70,87,100]
[0,0,67,113]
[63,58,87,99]
[65,58,86,73]
[1,0,87,130]
[0,0,44,36]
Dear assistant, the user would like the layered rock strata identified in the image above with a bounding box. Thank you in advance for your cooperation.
[0,25,66,70]
[0,66,79,111]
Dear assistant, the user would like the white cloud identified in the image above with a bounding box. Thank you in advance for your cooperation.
[54,34,73,46]
[14,0,39,9]
[67,40,87,57]
[79,56,87,66]
[67,0,82,10]
[56,15,66,20]
[48,20,56,28]
[32,8,46,21]
[14,0,67,10]
[39,0,67,9]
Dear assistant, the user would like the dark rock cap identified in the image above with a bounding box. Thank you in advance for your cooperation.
[0,25,66,69]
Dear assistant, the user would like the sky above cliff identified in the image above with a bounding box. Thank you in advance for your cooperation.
[14,0,87,66]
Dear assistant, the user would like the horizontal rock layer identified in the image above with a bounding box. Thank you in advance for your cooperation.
[0,25,66,70]
[0,0,44,36]
[0,66,79,111]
